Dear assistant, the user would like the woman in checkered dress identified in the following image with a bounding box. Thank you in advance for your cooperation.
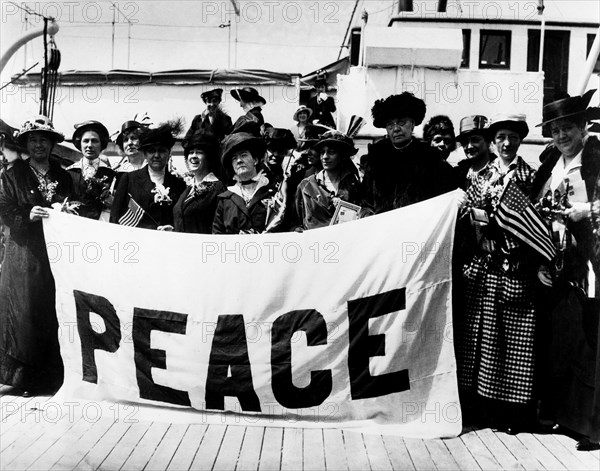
[456,114,542,433]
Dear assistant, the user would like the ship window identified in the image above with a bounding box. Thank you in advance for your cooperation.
[479,30,511,69]
[586,34,600,74]
[461,30,471,68]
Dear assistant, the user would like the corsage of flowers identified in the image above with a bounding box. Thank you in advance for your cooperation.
[152,183,172,205]
[84,175,110,201]
[38,180,59,203]
[479,179,504,214]
[190,180,219,199]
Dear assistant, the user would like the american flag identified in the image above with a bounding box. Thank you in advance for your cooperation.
[118,194,145,227]
[495,180,556,261]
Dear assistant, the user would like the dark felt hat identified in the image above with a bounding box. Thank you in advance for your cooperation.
[371,92,427,128]
[488,113,529,140]
[457,115,490,142]
[220,132,266,174]
[201,88,224,102]
[17,115,64,146]
[138,119,183,151]
[537,89,598,127]
[266,128,297,151]
[182,132,218,157]
[115,120,144,148]
[313,130,357,156]
[230,87,266,106]
[72,120,110,151]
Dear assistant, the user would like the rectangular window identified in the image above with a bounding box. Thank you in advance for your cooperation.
[461,29,471,68]
[587,34,600,73]
[479,30,511,69]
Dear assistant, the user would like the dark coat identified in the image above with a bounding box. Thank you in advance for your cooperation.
[173,179,226,234]
[295,171,362,230]
[361,137,458,213]
[67,163,116,220]
[307,95,336,129]
[231,107,264,136]
[212,185,275,234]
[184,108,233,143]
[454,153,498,190]
[110,167,185,229]
[0,159,72,390]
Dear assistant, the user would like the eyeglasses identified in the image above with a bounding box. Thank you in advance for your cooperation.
[385,119,413,129]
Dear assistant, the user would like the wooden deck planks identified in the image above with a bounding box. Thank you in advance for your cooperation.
[236,425,264,471]
[323,428,348,470]
[257,426,284,470]
[474,428,523,470]
[119,421,170,470]
[517,433,568,470]
[212,425,247,470]
[424,438,459,471]
[459,430,503,470]
[342,431,370,470]
[188,424,227,470]
[363,433,393,471]
[280,427,303,471]
[143,423,189,471]
[403,438,437,470]
[167,423,208,471]
[303,428,326,470]
[381,435,415,470]
[98,421,152,471]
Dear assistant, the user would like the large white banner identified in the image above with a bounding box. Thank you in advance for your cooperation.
[45,190,461,438]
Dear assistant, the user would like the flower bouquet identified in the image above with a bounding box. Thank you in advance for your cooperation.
[152,183,172,205]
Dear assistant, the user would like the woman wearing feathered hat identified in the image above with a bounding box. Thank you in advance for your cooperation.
[457,113,543,434]
[183,88,233,144]
[294,130,361,231]
[229,87,266,137]
[291,105,312,143]
[212,132,275,234]
[530,90,600,451]
[0,115,73,396]
[173,133,225,234]
[110,120,186,230]
[361,92,457,213]
[67,120,116,220]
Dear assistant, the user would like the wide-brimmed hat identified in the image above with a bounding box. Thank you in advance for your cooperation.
[293,105,312,122]
[0,119,22,152]
[220,132,266,173]
[488,113,529,140]
[457,115,490,143]
[115,120,144,148]
[266,128,297,151]
[182,132,218,157]
[537,89,598,127]
[230,87,266,106]
[371,92,427,128]
[201,88,223,102]
[313,130,357,156]
[72,120,110,151]
[17,115,64,146]
[139,119,183,151]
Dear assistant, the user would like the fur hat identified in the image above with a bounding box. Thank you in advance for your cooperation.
[72,120,110,151]
[17,115,64,146]
[138,119,183,151]
[182,132,218,158]
[371,92,427,128]
[488,113,529,140]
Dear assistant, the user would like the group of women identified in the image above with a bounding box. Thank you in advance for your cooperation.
[0,89,599,451]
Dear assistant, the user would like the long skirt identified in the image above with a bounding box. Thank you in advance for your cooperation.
[458,254,537,404]
[0,227,63,391]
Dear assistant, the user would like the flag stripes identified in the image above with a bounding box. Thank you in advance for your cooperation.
[118,194,145,227]
[495,180,556,261]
